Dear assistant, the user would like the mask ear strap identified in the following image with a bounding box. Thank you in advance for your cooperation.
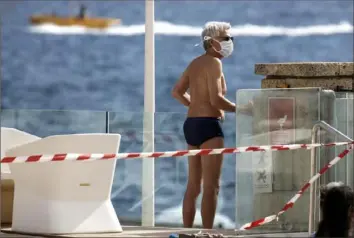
[194,36,212,47]
[194,41,202,47]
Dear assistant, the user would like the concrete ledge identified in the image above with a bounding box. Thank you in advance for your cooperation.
[261,77,353,90]
[255,62,353,77]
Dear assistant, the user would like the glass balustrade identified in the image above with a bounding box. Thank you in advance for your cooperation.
[1,88,352,233]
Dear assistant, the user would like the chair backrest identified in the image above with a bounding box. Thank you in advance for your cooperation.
[1,127,41,177]
[6,134,122,199]
[5,133,121,156]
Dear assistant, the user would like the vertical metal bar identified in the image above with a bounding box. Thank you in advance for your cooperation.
[309,120,354,235]
[345,95,354,187]
[105,111,109,134]
[0,17,2,229]
[348,96,354,187]
[308,124,319,235]
[142,0,155,227]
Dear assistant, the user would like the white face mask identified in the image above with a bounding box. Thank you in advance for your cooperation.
[202,36,234,58]
[218,40,234,58]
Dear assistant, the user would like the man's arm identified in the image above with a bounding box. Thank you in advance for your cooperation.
[171,69,191,107]
[221,75,227,96]
[207,59,236,112]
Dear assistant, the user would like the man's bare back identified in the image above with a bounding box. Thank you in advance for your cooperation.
[186,54,226,118]
[173,53,236,120]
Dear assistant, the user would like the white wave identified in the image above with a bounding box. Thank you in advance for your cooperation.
[27,20,353,37]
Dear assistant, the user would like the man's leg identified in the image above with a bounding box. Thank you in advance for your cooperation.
[182,144,202,228]
[200,137,224,229]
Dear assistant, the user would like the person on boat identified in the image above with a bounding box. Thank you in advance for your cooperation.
[172,21,253,229]
[314,181,354,237]
[77,4,87,19]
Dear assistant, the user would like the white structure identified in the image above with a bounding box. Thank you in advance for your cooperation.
[4,132,122,234]
[1,127,41,224]
[142,0,155,226]
[1,127,41,180]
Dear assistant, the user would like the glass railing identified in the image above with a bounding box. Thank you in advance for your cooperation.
[0,109,237,228]
[332,93,354,187]
[0,109,108,136]
[1,87,352,233]
[235,87,353,233]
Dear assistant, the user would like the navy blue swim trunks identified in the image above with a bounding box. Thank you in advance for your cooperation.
[183,117,224,147]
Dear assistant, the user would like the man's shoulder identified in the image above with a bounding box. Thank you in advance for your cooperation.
[192,55,222,68]
[208,56,222,65]
[185,55,222,77]
[206,56,222,72]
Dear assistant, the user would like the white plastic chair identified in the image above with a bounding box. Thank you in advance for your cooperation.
[1,127,40,180]
[6,133,122,234]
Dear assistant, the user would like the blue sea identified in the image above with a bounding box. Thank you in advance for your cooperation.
[1,0,353,228]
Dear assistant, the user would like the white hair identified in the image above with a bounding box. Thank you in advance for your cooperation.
[201,21,231,50]
[326,181,345,189]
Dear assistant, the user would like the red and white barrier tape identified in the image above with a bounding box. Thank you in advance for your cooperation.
[239,144,354,230]
[1,141,353,164]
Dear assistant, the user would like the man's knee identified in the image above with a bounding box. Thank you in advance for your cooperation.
[203,183,220,196]
[186,183,201,197]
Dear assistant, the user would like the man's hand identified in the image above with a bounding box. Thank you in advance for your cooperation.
[220,110,225,122]
[245,100,254,110]
[238,100,254,115]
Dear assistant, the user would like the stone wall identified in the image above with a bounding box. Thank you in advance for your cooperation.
[256,62,353,90]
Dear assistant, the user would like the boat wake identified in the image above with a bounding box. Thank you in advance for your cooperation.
[28,20,354,37]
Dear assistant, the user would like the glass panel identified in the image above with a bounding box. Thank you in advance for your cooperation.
[108,111,144,223]
[3,101,350,231]
[315,92,353,229]
[235,88,338,233]
[154,112,186,227]
[333,93,354,187]
[1,109,106,137]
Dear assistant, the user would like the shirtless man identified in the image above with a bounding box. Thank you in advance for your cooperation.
[172,21,252,229]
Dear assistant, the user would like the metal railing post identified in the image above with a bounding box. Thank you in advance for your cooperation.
[105,111,110,134]
[309,124,320,235]
[308,121,353,235]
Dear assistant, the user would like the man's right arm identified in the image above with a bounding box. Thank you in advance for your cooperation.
[207,58,236,112]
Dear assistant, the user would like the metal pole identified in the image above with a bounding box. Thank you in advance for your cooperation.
[346,97,354,187]
[308,121,354,234]
[105,111,109,133]
[346,96,351,186]
[319,120,353,142]
[142,0,155,227]
[308,124,319,235]
[0,18,2,229]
